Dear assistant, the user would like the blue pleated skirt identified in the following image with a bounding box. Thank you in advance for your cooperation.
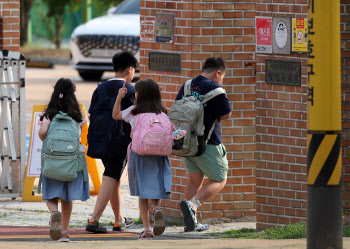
[42,166,90,202]
[128,150,172,200]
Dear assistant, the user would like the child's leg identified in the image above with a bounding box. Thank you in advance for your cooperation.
[61,200,73,234]
[46,198,61,240]
[150,199,161,213]
[46,198,59,212]
[139,198,150,227]
[138,198,153,239]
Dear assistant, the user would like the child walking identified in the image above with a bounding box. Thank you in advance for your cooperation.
[112,79,172,240]
[38,78,90,242]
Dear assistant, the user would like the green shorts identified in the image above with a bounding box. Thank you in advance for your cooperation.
[182,144,229,181]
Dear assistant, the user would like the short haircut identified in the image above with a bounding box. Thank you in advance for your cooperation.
[202,57,226,74]
[112,51,138,73]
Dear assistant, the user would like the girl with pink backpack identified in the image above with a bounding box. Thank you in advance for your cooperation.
[112,79,175,240]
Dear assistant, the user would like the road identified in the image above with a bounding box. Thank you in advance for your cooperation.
[25,65,116,135]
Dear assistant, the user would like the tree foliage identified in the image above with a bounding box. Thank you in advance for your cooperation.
[91,0,123,13]
[45,0,80,48]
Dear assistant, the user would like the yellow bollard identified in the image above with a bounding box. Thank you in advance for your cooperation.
[307,0,342,248]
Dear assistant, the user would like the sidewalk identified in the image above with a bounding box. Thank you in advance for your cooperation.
[1,186,349,248]
[0,184,255,236]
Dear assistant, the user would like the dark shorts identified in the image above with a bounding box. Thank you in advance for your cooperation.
[101,148,128,181]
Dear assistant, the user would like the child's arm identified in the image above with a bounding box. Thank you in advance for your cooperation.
[112,82,127,120]
[39,122,49,141]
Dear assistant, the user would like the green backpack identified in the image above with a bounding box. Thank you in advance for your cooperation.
[38,112,88,194]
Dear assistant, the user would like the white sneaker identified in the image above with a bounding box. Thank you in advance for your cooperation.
[57,235,69,242]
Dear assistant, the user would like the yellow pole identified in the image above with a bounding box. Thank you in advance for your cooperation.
[307,0,342,248]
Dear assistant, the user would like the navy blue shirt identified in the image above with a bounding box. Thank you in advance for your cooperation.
[89,79,135,114]
[176,75,231,145]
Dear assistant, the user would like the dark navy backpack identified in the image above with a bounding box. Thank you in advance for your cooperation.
[87,81,134,160]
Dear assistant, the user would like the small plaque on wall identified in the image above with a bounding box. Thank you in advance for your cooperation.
[149,52,181,72]
[265,59,301,86]
[155,13,174,43]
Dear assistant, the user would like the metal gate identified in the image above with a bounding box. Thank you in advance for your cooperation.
[0,50,26,199]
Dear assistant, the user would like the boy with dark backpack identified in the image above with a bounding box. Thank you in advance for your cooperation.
[172,57,232,232]
[85,51,136,233]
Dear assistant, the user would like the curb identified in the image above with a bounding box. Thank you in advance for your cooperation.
[26,57,69,68]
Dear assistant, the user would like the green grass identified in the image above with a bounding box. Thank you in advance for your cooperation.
[217,222,307,239]
[217,222,350,239]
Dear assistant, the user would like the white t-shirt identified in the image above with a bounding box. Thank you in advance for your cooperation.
[122,105,136,128]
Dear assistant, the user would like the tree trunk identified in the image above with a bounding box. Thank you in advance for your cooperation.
[20,0,33,46]
[54,17,62,49]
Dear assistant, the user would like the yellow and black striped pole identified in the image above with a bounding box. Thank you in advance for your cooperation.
[307,0,342,248]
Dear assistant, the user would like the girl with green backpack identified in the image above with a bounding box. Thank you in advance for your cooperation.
[38,78,90,242]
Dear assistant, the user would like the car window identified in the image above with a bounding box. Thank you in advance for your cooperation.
[114,0,140,15]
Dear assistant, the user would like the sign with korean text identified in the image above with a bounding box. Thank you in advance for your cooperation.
[292,18,308,53]
[155,13,174,43]
[266,59,301,86]
[255,16,272,54]
[27,111,43,177]
[149,52,181,72]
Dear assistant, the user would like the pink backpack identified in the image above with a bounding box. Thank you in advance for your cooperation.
[131,112,174,156]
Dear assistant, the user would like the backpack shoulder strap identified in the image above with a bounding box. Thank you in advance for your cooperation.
[201,87,226,104]
[38,172,43,194]
[184,79,193,97]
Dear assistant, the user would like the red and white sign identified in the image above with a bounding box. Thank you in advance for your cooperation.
[256,16,272,54]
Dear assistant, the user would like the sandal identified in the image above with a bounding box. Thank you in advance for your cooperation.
[138,231,154,240]
[86,218,107,233]
[49,211,62,241]
[152,208,165,236]
[180,200,196,232]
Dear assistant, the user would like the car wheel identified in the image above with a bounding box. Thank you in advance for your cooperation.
[78,70,104,81]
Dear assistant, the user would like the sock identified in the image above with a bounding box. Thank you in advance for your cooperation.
[189,197,201,210]
[91,216,99,222]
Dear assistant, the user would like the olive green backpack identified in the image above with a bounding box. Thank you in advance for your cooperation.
[38,112,88,194]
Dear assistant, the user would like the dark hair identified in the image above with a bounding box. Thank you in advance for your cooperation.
[40,78,82,123]
[112,51,138,73]
[202,57,226,74]
[131,79,167,115]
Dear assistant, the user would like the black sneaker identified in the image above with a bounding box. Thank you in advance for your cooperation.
[86,218,107,233]
[180,200,196,232]
[112,217,135,231]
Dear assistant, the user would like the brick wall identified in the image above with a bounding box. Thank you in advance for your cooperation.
[341,0,350,215]
[139,0,257,223]
[0,0,20,51]
[255,0,308,229]
[139,0,350,227]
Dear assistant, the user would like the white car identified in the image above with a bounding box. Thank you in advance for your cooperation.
[69,0,140,81]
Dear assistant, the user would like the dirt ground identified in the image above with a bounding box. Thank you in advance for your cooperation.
[20,47,70,59]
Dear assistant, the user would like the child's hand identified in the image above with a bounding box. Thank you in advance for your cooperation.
[117,82,128,101]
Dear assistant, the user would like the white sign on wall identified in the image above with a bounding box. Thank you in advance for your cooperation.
[27,112,43,177]
[272,17,291,55]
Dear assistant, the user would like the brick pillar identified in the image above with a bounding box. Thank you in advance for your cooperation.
[0,1,20,51]
[255,0,308,229]
[341,0,350,215]
[139,0,257,223]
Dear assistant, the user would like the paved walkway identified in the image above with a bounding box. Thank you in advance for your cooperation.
[1,185,349,248]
